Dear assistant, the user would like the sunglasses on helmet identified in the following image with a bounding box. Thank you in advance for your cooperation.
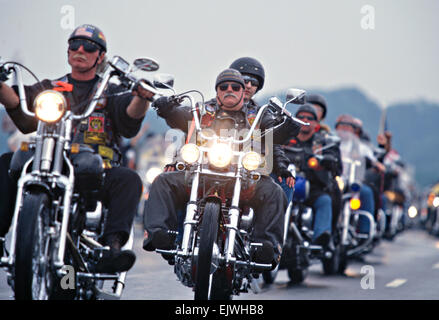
[218,83,242,92]
[242,75,259,87]
[68,39,100,53]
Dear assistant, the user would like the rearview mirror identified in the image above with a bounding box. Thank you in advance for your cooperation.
[285,88,306,105]
[133,57,160,72]
[153,73,175,89]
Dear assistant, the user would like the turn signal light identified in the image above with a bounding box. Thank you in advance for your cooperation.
[307,157,319,169]
[70,143,80,154]
[20,142,29,152]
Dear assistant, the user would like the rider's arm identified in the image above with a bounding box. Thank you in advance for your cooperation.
[126,83,155,119]
[260,110,301,145]
[0,82,19,109]
[153,96,193,133]
[2,81,52,134]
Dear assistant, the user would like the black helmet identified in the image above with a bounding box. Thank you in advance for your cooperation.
[229,57,265,92]
[69,24,107,52]
[306,93,327,120]
[295,104,318,120]
[215,68,245,90]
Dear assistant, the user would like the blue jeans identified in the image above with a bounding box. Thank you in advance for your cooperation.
[270,173,294,203]
[358,184,375,233]
[312,194,332,241]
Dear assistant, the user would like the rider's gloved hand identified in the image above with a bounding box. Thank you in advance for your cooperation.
[275,168,295,188]
[320,154,337,170]
[152,96,180,116]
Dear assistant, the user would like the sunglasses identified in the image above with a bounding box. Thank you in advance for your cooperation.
[68,39,100,53]
[218,83,242,92]
[297,115,316,121]
[242,75,259,87]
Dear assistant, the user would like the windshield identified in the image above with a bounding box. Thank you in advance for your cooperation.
[337,130,367,184]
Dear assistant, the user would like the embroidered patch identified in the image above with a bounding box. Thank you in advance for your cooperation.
[88,116,104,133]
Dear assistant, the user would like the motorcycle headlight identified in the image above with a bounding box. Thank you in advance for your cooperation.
[180,143,200,164]
[350,198,361,210]
[208,143,233,168]
[242,151,261,171]
[34,90,67,123]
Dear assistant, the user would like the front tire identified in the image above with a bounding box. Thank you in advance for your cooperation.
[287,267,308,284]
[14,192,53,300]
[262,265,279,284]
[194,201,220,300]
[322,244,340,275]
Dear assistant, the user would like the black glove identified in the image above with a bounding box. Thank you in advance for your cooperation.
[152,96,180,115]
[0,65,9,82]
[274,167,293,179]
[320,154,337,170]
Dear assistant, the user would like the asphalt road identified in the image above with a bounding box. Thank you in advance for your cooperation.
[1,222,439,300]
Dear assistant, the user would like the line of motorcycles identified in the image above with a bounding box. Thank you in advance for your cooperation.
[262,130,412,287]
[0,54,412,301]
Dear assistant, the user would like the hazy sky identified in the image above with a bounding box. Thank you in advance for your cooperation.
[1,0,438,107]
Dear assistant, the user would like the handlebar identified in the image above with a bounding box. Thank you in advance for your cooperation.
[3,56,163,122]
[172,93,309,145]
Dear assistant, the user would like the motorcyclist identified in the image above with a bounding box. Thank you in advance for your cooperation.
[306,93,342,230]
[0,24,155,273]
[229,57,294,200]
[306,93,332,136]
[334,114,378,235]
[283,104,342,248]
[143,68,291,267]
[377,131,407,229]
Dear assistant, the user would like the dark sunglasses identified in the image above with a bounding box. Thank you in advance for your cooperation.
[218,83,242,92]
[242,75,259,87]
[297,115,316,121]
[68,39,100,53]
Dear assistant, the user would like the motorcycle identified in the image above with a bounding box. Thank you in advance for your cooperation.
[336,130,376,272]
[153,87,307,300]
[263,141,343,285]
[0,55,161,300]
[382,158,407,240]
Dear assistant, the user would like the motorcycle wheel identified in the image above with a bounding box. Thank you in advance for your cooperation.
[194,201,220,300]
[14,192,53,300]
[338,247,348,274]
[262,265,279,284]
[322,244,340,275]
[287,267,308,284]
[210,267,233,300]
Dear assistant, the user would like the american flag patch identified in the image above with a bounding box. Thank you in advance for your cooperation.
[75,26,94,37]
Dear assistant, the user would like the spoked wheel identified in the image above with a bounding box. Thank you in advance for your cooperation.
[15,192,54,300]
[194,201,220,300]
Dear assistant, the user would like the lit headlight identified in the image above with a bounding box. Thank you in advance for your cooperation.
[146,167,162,184]
[350,198,361,210]
[242,151,261,171]
[180,143,200,164]
[408,206,418,218]
[34,90,67,123]
[208,143,233,168]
